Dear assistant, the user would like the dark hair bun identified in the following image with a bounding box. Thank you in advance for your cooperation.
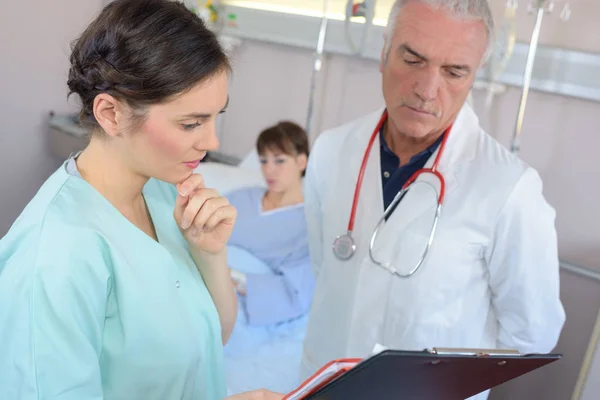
[67,0,230,128]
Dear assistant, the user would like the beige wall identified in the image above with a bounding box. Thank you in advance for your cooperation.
[1,1,599,398]
[0,0,104,236]
[220,0,600,270]
[472,87,600,270]
[227,0,600,54]
[217,31,599,398]
[488,0,600,54]
[221,37,600,267]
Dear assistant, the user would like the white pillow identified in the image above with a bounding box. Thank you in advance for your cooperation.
[238,149,261,172]
[194,162,265,195]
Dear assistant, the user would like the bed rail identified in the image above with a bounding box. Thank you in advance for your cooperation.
[560,260,600,283]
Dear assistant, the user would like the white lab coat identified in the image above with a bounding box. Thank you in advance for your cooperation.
[300,103,566,399]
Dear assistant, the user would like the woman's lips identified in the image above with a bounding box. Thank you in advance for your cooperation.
[183,153,207,169]
[184,160,201,169]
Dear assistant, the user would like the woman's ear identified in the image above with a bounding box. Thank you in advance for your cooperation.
[92,93,125,137]
[297,153,308,173]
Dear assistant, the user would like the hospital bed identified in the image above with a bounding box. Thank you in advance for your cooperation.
[194,153,308,396]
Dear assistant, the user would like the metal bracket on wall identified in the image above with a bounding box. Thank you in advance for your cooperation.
[220,4,600,104]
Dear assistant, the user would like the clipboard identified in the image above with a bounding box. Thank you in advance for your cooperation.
[287,348,561,400]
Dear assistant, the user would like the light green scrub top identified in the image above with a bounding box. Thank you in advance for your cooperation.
[0,158,226,400]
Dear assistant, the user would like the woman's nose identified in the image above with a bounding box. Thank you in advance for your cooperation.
[197,122,220,151]
[264,162,275,174]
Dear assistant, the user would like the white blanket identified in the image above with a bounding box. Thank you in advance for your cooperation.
[224,245,307,395]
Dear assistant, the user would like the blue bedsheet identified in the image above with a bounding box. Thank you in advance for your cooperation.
[224,245,307,395]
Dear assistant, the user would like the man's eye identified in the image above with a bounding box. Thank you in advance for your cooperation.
[404,58,421,65]
[447,69,465,79]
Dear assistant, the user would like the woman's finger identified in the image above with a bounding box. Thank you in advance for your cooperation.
[202,204,237,231]
[189,197,232,232]
[174,174,205,222]
[180,188,219,229]
[178,174,205,196]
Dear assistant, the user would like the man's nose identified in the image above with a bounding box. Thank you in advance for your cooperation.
[414,69,440,102]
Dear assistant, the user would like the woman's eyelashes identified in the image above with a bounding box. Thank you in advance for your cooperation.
[182,122,201,131]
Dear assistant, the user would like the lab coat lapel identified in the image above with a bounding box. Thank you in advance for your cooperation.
[377,103,479,237]
[344,109,386,258]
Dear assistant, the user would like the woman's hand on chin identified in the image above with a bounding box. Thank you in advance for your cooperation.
[174,173,237,254]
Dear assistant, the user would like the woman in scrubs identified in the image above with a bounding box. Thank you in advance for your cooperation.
[0,0,281,399]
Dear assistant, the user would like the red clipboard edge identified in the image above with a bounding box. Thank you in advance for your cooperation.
[282,358,363,400]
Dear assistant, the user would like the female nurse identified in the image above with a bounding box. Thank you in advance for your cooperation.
[0,0,282,399]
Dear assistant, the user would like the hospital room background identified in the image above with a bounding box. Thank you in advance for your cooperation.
[0,0,599,398]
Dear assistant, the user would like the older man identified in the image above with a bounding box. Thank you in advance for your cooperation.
[300,0,565,398]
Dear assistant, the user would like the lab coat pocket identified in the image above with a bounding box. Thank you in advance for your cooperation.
[382,233,486,347]
[416,234,485,296]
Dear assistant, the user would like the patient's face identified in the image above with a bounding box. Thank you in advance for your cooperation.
[259,149,306,193]
[117,71,229,184]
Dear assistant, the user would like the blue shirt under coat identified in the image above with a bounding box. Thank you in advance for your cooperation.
[379,124,443,210]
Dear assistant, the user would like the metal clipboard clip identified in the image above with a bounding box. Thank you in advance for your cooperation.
[426,347,523,357]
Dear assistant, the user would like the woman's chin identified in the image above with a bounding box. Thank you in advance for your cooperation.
[266,184,283,193]
[155,169,194,186]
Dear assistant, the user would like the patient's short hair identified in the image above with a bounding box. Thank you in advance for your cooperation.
[256,121,309,157]
[67,0,230,132]
[256,121,310,176]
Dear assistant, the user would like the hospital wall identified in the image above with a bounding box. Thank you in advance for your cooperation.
[0,1,599,399]
[0,0,104,236]
[217,30,600,400]
[220,40,600,268]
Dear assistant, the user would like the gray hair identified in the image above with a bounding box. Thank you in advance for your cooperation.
[383,0,495,65]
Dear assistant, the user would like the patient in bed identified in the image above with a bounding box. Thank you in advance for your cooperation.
[226,121,315,326]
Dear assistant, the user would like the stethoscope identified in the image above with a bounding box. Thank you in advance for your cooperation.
[332,110,452,278]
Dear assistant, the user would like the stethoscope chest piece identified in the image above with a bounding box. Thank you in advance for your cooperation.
[332,233,356,260]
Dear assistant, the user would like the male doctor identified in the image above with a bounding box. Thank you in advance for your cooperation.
[301,0,566,396]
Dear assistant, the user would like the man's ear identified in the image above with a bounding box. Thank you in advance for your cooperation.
[93,93,125,137]
[380,37,387,73]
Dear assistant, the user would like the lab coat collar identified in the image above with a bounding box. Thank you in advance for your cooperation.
[439,101,481,168]
[352,102,482,235]
[428,102,482,199]
[365,101,482,183]
[364,102,481,169]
